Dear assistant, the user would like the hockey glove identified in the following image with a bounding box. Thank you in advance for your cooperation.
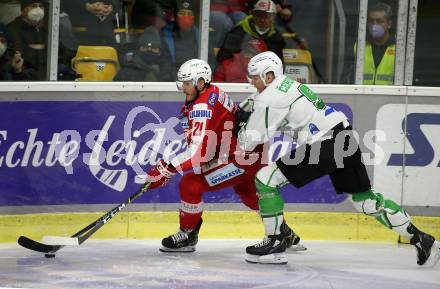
[146,160,177,189]
[233,107,252,137]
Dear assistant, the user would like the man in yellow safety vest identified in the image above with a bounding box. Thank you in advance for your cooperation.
[360,2,395,85]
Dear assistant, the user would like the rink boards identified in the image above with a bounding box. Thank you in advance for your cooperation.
[0,83,439,242]
[1,211,440,243]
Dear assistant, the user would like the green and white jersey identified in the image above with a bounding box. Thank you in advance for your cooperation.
[238,75,348,151]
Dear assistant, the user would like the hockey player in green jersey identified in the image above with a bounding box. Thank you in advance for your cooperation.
[237,51,440,265]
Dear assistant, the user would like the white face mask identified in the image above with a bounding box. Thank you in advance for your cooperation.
[27,7,45,22]
[255,26,270,35]
[0,42,6,57]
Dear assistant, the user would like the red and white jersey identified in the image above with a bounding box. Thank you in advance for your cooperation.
[170,85,237,171]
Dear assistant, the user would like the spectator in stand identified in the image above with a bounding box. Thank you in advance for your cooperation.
[213,37,267,83]
[248,0,294,33]
[217,0,313,81]
[361,2,395,85]
[343,2,396,84]
[67,0,120,46]
[0,24,35,81]
[114,26,174,81]
[217,0,288,65]
[131,0,199,79]
[7,0,47,80]
[165,0,199,72]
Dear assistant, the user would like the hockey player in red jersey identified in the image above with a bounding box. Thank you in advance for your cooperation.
[144,58,303,252]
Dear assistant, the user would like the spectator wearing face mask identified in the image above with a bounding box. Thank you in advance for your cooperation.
[216,0,286,65]
[113,26,174,81]
[360,2,395,85]
[7,0,47,80]
[161,0,199,72]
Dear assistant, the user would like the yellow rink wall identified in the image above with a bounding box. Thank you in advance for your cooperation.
[1,211,439,244]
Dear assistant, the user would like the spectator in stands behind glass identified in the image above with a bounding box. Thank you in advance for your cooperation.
[362,2,395,85]
[214,37,267,83]
[7,0,47,80]
[114,26,174,81]
[343,2,395,85]
[216,0,286,65]
[165,0,199,72]
[69,0,119,47]
[0,24,36,81]
[247,0,294,33]
[131,0,198,75]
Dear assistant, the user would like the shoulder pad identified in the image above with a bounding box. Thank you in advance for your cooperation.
[199,86,219,108]
[207,91,219,107]
[256,76,302,108]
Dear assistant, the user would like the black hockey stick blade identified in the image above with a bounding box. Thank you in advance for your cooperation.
[18,236,61,253]
[18,182,151,254]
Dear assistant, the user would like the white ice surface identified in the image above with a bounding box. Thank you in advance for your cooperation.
[1,239,439,289]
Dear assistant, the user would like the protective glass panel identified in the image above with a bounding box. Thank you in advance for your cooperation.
[412,0,440,86]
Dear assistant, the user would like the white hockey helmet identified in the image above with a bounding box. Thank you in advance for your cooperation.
[176,59,212,90]
[247,51,283,86]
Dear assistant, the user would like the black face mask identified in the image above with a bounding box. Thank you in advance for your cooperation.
[139,51,160,64]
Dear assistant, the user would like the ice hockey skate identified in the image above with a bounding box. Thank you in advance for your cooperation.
[245,234,288,264]
[160,219,203,252]
[281,221,307,251]
[408,223,440,267]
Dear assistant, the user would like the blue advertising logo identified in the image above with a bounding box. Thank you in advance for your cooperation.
[388,113,440,167]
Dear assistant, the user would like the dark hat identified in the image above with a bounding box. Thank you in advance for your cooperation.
[20,0,43,8]
[155,0,176,10]
[138,26,161,49]
[177,0,194,11]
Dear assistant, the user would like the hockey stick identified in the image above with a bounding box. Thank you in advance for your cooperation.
[18,182,151,255]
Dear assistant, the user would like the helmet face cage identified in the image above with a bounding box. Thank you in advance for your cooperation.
[176,59,212,91]
[247,51,283,86]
